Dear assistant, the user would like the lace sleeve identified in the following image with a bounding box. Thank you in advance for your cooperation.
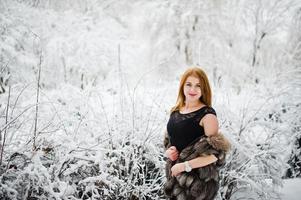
[194,106,217,123]
[203,107,216,116]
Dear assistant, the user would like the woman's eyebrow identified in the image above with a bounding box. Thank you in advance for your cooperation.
[185,81,200,85]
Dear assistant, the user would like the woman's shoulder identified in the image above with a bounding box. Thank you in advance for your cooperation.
[169,109,178,115]
[195,105,217,125]
[196,106,218,132]
[201,106,216,115]
[194,105,216,116]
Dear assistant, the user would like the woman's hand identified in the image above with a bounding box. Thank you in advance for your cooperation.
[165,146,179,161]
[171,163,185,176]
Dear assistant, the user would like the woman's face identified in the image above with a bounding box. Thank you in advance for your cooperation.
[183,76,202,103]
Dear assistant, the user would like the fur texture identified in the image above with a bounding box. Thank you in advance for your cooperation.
[163,132,230,200]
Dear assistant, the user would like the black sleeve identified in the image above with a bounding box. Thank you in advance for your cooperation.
[203,107,216,116]
[195,106,217,123]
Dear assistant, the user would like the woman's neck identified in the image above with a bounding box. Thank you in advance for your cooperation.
[183,101,203,110]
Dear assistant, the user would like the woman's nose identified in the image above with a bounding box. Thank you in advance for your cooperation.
[190,87,198,92]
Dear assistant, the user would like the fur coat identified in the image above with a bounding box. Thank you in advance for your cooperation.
[163,132,231,200]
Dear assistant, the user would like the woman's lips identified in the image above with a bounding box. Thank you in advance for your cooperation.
[189,94,197,96]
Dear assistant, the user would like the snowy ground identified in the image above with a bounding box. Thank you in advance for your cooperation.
[280,178,301,200]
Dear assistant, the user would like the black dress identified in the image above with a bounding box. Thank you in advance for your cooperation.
[167,106,216,152]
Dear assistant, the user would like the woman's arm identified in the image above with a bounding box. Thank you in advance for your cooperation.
[171,155,217,176]
[200,113,219,137]
[171,113,219,176]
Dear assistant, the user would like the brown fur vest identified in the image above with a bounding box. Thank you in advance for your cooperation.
[163,132,231,200]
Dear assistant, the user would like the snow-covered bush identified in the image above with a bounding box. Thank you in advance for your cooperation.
[0,79,167,199]
[214,78,300,200]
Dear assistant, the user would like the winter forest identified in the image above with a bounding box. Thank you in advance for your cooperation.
[0,0,300,199]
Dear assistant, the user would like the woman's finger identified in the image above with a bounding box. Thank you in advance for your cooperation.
[170,146,178,151]
[171,155,178,160]
[170,150,176,154]
[171,155,177,161]
[170,149,178,154]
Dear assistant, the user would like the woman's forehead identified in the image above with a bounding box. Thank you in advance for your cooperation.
[185,76,200,83]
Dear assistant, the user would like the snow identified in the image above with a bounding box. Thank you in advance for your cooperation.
[280,178,301,200]
[0,0,300,199]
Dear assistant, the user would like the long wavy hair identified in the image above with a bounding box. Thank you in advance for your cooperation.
[170,67,212,113]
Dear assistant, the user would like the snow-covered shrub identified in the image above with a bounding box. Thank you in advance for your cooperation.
[0,79,167,199]
[101,139,164,199]
[286,135,301,178]
[215,80,300,200]
[0,151,59,199]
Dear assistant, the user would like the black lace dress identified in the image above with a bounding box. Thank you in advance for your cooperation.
[167,106,216,152]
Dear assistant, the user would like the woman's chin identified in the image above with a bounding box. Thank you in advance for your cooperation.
[185,98,199,102]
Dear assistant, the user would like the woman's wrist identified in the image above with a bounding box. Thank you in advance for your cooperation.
[182,162,186,172]
[183,161,192,172]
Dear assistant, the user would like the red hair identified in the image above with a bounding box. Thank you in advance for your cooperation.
[170,67,212,113]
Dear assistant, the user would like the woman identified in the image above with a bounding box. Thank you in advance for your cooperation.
[163,67,230,200]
